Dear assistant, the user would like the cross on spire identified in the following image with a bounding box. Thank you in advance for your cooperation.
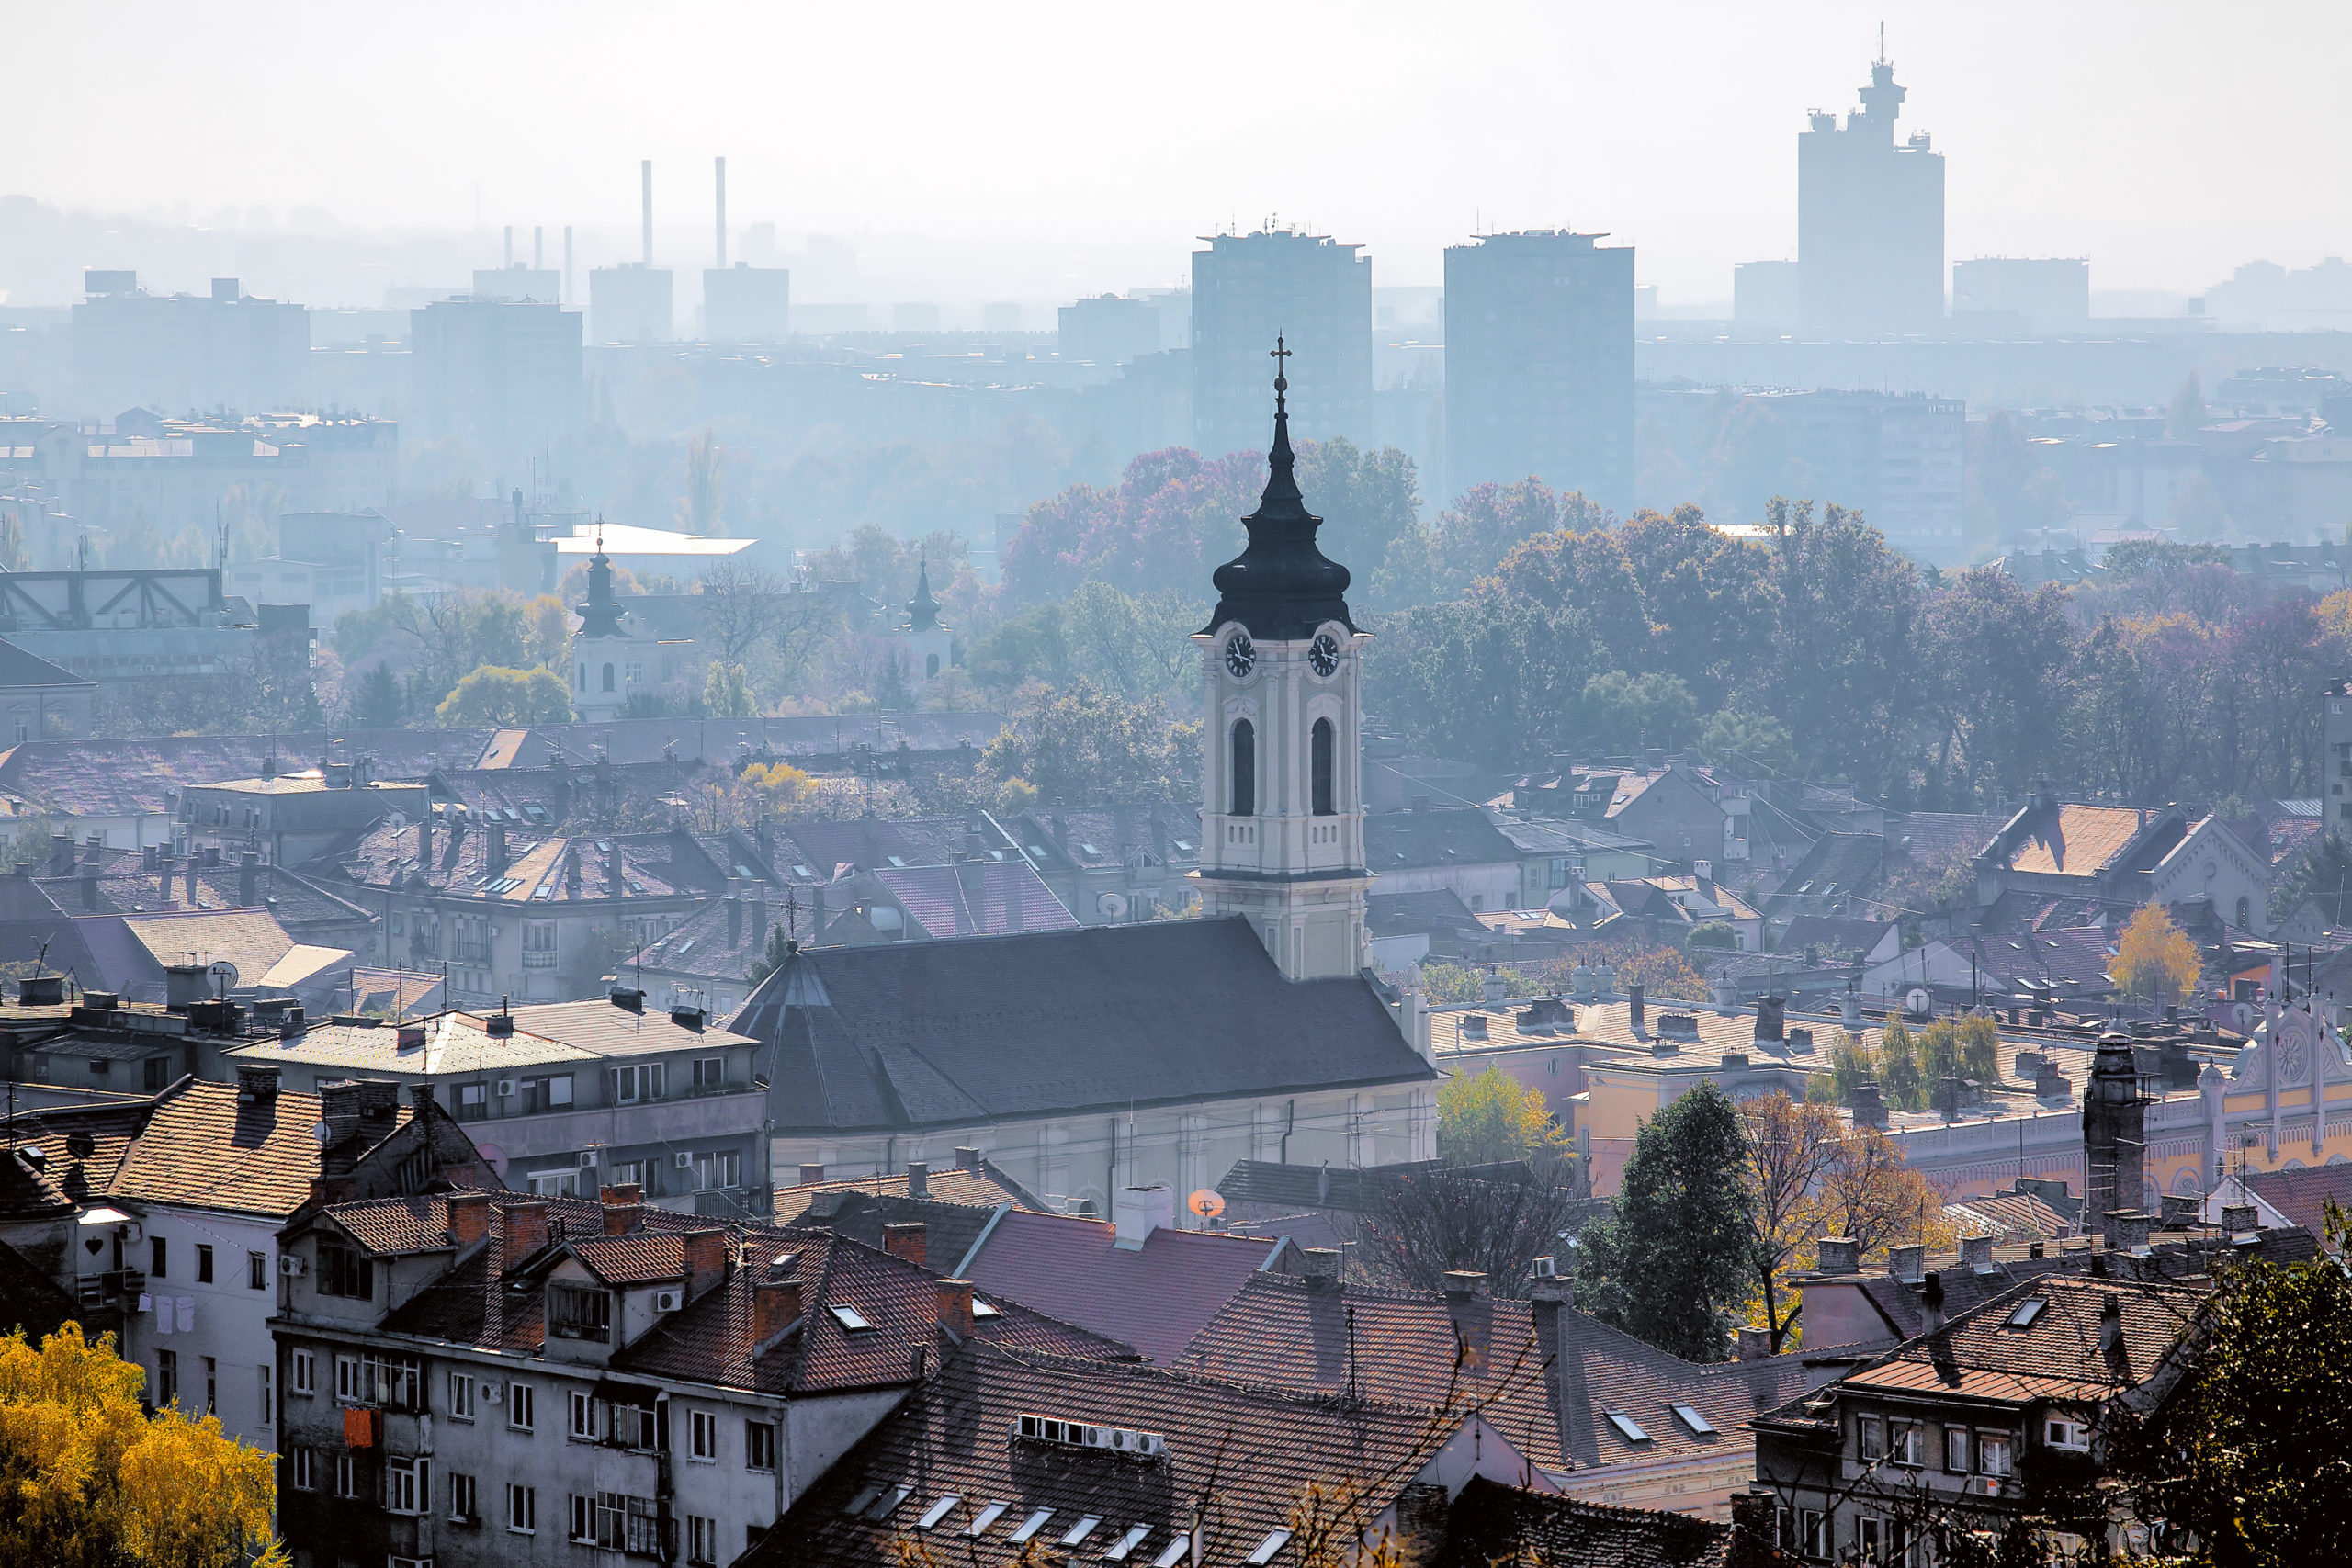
[1270,335,1291,411]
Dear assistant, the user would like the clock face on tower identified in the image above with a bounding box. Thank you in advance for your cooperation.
[1309,632,1341,678]
[1223,632,1257,679]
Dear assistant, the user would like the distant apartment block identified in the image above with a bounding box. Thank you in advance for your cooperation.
[1798,56,1944,337]
[1444,231,1635,510]
[1952,258,2090,335]
[71,274,309,420]
[1734,260,1803,332]
[588,264,673,344]
[1058,295,1161,369]
[409,298,585,461]
[1191,229,1373,457]
[1762,389,1966,547]
[702,264,791,341]
[23,408,396,541]
[470,264,563,304]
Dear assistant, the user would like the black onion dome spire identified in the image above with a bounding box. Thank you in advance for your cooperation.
[1200,337,1359,639]
[575,517,628,639]
[906,557,942,632]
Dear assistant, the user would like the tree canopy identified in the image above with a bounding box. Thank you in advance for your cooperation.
[435,663,574,727]
[1575,1081,1751,1362]
[1436,1066,1565,1166]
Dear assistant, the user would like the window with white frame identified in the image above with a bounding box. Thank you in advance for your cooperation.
[385,1456,429,1516]
[1890,1420,1924,1466]
[694,1149,741,1191]
[615,1063,667,1103]
[1858,1413,1884,1461]
[568,1389,601,1440]
[745,1419,776,1472]
[1946,1425,1973,1472]
[334,1453,360,1499]
[526,1168,580,1198]
[1978,1431,2014,1476]
[693,1056,725,1090]
[334,1354,361,1403]
[2045,1416,2090,1451]
[507,1381,535,1431]
[1799,1509,1825,1562]
[507,1483,537,1534]
[689,1409,717,1460]
[450,1471,479,1523]
[448,1371,475,1420]
[289,1447,315,1492]
[290,1348,314,1396]
[686,1515,720,1565]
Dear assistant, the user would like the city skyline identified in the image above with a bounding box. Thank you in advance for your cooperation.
[11,1,2352,308]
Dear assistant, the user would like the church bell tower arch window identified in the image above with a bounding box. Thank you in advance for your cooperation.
[1311,718,1335,817]
[1230,719,1257,817]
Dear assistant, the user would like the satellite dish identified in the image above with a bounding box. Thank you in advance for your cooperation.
[475,1144,509,1179]
[1098,892,1129,920]
[1187,1189,1226,1220]
[1905,987,1932,1021]
[208,961,238,996]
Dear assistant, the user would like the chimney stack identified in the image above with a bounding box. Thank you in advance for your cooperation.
[1300,1247,1341,1286]
[1815,1236,1860,1275]
[882,1222,928,1269]
[1959,1233,1996,1272]
[235,1065,281,1103]
[447,1190,492,1249]
[936,1277,976,1337]
[640,159,654,267]
[728,892,742,947]
[533,225,543,271]
[1921,1271,1946,1336]
[488,824,508,879]
[419,809,434,867]
[602,1184,645,1235]
[1889,1243,1925,1283]
[503,224,513,269]
[2099,1292,2124,1362]
[1442,1269,1487,1300]
[755,1274,803,1342]
[714,156,727,269]
[682,1229,728,1300]
[750,886,767,950]
[904,1160,930,1200]
[501,1199,551,1261]
[798,1163,826,1186]
[239,849,260,908]
[955,1146,982,1174]
[1627,982,1645,1032]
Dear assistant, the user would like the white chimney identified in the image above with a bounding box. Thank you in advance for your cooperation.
[1113,1185,1177,1250]
[641,159,654,266]
[715,156,727,269]
[1694,858,1713,883]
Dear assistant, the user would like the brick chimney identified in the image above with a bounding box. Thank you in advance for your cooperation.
[798,1163,826,1186]
[1815,1236,1860,1275]
[602,1185,644,1235]
[317,1081,366,1168]
[754,1276,803,1342]
[234,1065,281,1103]
[488,824,508,880]
[1442,1269,1487,1299]
[239,849,260,907]
[1959,1233,1996,1272]
[935,1277,975,1337]
[418,809,433,866]
[1627,982,1645,1032]
[502,1199,551,1260]
[749,886,768,950]
[883,1222,928,1269]
[447,1191,493,1249]
[954,1146,982,1174]
[727,891,742,947]
[904,1160,930,1200]
[1889,1243,1925,1283]
[1922,1271,1947,1337]
[682,1229,729,1300]
[2099,1292,2125,1365]
[608,840,626,898]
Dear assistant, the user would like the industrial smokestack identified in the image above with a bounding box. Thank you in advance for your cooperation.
[715,156,727,269]
[533,225,543,271]
[503,224,513,269]
[562,226,573,305]
[641,159,653,266]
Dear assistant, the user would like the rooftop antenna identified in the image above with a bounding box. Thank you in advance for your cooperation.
[1876,20,1887,64]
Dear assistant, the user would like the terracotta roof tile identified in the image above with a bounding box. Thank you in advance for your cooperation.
[1432,1474,1731,1568]
[327,1196,453,1257]
[108,1080,410,1216]
[2002,803,2145,877]
[571,1232,687,1286]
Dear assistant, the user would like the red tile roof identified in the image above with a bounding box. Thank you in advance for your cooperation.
[1177,1276,1849,1478]
[959,1208,1279,1365]
[109,1079,411,1217]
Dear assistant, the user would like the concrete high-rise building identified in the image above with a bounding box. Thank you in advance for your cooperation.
[408,298,584,463]
[1058,294,1161,369]
[1443,231,1634,510]
[1191,229,1372,458]
[1733,260,1803,333]
[591,159,673,343]
[1798,52,1944,337]
[71,275,308,419]
[1951,258,2090,335]
[1758,389,1965,553]
[470,265,562,303]
[703,265,792,341]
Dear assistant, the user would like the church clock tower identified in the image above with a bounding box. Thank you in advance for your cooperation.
[1193,340,1372,981]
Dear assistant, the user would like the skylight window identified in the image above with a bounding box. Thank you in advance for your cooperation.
[1151,1536,1193,1567]
[1246,1529,1295,1564]
[915,1495,961,1530]
[1080,842,1101,857]
[1670,1403,1718,1437]
[1008,1510,1055,1544]
[971,1296,1001,1318]
[1605,1410,1651,1444]
[963,1502,1010,1538]
[830,1304,874,1332]
[1102,1523,1151,1561]
[2005,1298,2049,1329]
[888,856,906,868]
[1059,1516,1102,1547]
[864,1485,910,1520]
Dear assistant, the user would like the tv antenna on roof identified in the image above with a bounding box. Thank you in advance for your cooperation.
[1876,20,1887,64]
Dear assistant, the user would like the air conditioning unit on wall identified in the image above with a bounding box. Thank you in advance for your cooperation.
[278,1255,306,1277]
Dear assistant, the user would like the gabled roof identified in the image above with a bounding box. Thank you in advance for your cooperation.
[1431,1474,1731,1568]
[1763,832,1886,916]
[109,1078,412,1217]
[1776,914,1894,962]
[738,1337,1504,1568]
[960,1208,1282,1365]
[1368,887,1487,938]
[2242,1163,2352,1239]
[362,1191,1132,1394]
[774,1162,1042,1229]
[731,918,1431,1134]
[1364,807,1524,872]
[1175,1275,1844,1478]
[865,860,1079,939]
[0,638,93,692]
[1996,801,2157,878]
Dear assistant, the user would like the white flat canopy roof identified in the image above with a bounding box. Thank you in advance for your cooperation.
[553,524,753,558]
[79,1207,134,1226]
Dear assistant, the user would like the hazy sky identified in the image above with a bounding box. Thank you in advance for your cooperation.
[16,1,2352,304]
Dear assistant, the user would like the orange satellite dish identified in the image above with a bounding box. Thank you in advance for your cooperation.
[1188,1189,1226,1219]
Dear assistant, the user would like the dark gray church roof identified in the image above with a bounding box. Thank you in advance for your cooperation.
[734,918,1431,1134]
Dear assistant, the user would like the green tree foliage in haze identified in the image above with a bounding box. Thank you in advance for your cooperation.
[1436,1066,1566,1166]
[435,665,573,727]
[1575,1081,1750,1362]
[979,678,1182,805]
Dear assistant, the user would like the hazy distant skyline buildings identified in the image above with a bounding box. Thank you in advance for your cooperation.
[1191,229,1373,460]
[1798,55,1945,336]
[1443,231,1634,511]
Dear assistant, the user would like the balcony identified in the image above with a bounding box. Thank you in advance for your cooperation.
[463,1087,767,1163]
[522,950,560,968]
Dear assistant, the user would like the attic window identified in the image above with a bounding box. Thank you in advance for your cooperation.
[2006,1298,2049,1329]
[963,1502,1011,1538]
[794,865,816,879]
[1080,843,1101,857]
[1102,1524,1152,1561]
[971,1296,1001,1319]
[829,1304,874,1332]
[888,856,906,868]
[865,1485,910,1520]
[842,1485,882,1517]
[1604,1410,1651,1444]
[1247,1529,1295,1563]
[915,1495,962,1530]
[1059,1517,1102,1548]
[1027,845,1049,859]
[1007,1510,1055,1544]
[1670,1403,1718,1437]
[1173,840,1193,852]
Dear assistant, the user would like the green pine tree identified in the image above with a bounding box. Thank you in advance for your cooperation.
[1573,1080,1750,1362]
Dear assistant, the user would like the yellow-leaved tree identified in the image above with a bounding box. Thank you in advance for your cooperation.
[2115,902,2201,1005]
[0,1325,283,1568]
[1436,1065,1566,1166]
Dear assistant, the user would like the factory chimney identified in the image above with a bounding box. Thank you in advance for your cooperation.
[503,225,514,269]
[715,156,727,269]
[562,226,573,305]
[533,225,543,270]
[641,159,653,266]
